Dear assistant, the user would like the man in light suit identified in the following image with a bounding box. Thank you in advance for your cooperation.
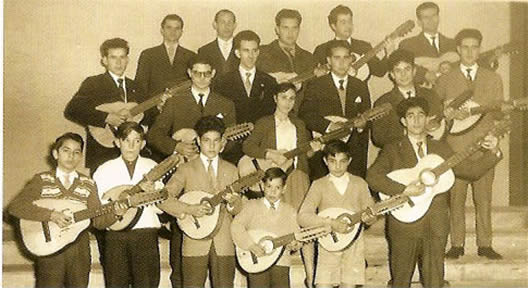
[159,116,242,288]
[300,40,370,180]
[436,29,505,260]
[198,9,239,77]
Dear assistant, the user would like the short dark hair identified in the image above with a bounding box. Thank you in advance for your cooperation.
[397,97,430,118]
[388,49,415,71]
[274,82,296,96]
[116,122,145,140]
[234,30,261,50]
[100,38,129,57]
[215,9,236,23]
[455,29,483,46]
[262,167,288,186]
[323,140,350,159]
[326,40,351,57]
[161,14,184,28]
[328,5,353,26]
[416,2,440,19]
[188,54,213,70]
[275,9,302,26]
[194,115,226,137]
[53,132,84,152]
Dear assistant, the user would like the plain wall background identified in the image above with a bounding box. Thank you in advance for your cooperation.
[3,0,512,208]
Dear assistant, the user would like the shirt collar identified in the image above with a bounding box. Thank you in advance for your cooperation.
[335,36,352,45]
[164,41,179,50]
[328,173,349,183]
[263,198,280,210]
[398,86,416,99]
[108,71,125,87]
[239,65,256,77]
[331,72,347,89]
[56,167,78,181]
[191,87,211,104]
[460,63,479,74]
[423,32,439,40]
[217,37,233,47]
[199,153,219,173]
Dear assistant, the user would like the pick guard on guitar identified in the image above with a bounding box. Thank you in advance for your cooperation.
[236,230,283,273]
[379,154,455,223]
[177,190,222,239]
[88,102,144,148]
[317,207,361,252]
[19,199,90,256]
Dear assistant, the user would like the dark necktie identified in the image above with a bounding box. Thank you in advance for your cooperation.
[431,36,439,54]
[417,141,425,159]
[283,47,295,72]
[270,201,277,210]
[466,68,473,81]
[117,78,126,101]
[407,91,413,98]
[338,79,346,115]
[198,93,205,114]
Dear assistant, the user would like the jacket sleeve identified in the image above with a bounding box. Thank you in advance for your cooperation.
[297,182,326,227]
[366,146,407,196]
[8,175,54,221]
[134,50,152,99]
[146,98,178,156]
[64,77,109,128]
[230,203,256,250]
[242,118,269,159]
[299,82,331,134]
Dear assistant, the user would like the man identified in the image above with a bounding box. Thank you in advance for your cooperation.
[214,30,277,164]
[313,5,392,83]
[367,97,502,288]
[135,14,196,126]
[198,9,239,77]
[399,2,457,87]
[372,49,443,148]
[436,29,505,260]
[256,9,318,114]
[300,40,370,180]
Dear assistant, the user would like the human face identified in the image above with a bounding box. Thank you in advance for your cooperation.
[188,63,215,90]
[457,38,480,66]
[274,89,296,115]
[417,7,439,34]
[275,18,300,47]
[235,40,259,70]
[199,131,225,159]
[331,13,353,39]
[117,130,145,162]
[161,19,183,43]
[327,47,353,77]
[263,178,285,204]
[102,48,128,76]
[213,12,236,40]
[324,152,351,177]
[401,106,427,137]
[53,139,83,173]
[390,61,416,89]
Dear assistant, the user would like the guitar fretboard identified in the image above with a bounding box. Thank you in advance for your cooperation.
[129,81,192,116]
[73,199,127,222]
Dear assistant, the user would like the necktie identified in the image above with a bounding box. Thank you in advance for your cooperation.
[168,45,176,65]
[338,79,346,116]
[270,201,277,210]
[283,47,295,72]
[417,141,425,159]
[466,68,473,81]
[117,78,126,101]
[207,159,217,189]
[244,72,252,97]
[198,93,205,113]
[407,91,413,98]
[63,174,72,189]
[431,36,439,54]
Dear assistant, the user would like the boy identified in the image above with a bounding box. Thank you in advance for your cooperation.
[366,98,502,288]
[8,133,118,288]
[231,167,302,288]
[159,115,242,288]
[298,140,375,288]
[93,122,164,288]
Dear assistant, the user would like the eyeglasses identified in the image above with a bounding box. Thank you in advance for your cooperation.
[191,70,213,78]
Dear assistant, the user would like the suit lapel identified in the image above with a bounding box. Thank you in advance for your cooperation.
[401,137,419,166]
[420,33,438,56]
[323,75,342,114]
[103,72,123,102]
[250,71,265,99]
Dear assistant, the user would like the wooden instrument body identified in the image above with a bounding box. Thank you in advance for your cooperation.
[236,230,283,274]
[102,185,140,231]
[317,207,362,252]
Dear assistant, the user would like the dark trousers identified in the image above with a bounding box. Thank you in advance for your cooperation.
[170,223,183,288]
[248,265,290,288]
[182,243,235,288]
[388,234,448,288]
[104,228,160,288]
[35,232,91,288]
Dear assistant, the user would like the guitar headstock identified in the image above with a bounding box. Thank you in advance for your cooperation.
[294,225,331,242]
[389,20,415,39]
[448,90,474,109]
[370,195,410,215]
[128,189,168,207]
[225,122,254,141]
[495,42,521,56]
[512,97,528,111]
[231,170,266,193]
[144,153,181,182]
[363,103,392,122]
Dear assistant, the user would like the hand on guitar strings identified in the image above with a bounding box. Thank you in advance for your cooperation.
[480,134,500,153]
[249,243,266,257]
[174,141,199,157]
[223,192,241,205]
[157,89,174,112]
[105,110,130,127]
[326,218,349,234]
[309,140,324,154]
[138,180,156,193]
[113,201,129,217]
[265,149,289,166]
[50,210,73,228]
[444,106,470,121]
[361,209,378,226]
[286,240,303,252]
[185,203,212,218]
[403,181,426,197]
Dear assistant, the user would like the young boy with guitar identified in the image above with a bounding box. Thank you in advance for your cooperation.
[298,140,376,288]
[8,133,121,288]
[231,167,304,288]
[158,115,242,288]
[93,122,164,288]
[366,97,502,288]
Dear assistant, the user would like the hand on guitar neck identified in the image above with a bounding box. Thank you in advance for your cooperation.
[265,149,290,167]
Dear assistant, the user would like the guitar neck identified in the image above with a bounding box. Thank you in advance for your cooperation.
[208,186,234,208]
[449,91,473,110]
[351,41,385,70]
[289,70,316,85]
[73,199,127,222]
[271,233,295,248]
[129,81,192,116]
[431,141,484,176]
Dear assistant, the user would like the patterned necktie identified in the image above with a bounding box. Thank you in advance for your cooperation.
[284,47,295,72]
[417,141,425,159]
[338,79,346,116]
[244,72,252,97]
[207,159,217,189]
[117,78,126,101]
[431,36,439,54]
[198,93,205,114]
[466,68,473,81]
[168,45,176,65]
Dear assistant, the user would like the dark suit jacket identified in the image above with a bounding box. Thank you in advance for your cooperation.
[257,40,316,75]
[146,91,236,156]
[300,74,371,178]
[371,87,443,148]
[64,72,143,173]
[366,137,501,238]
[213,69,277,124]
[313,38,388,80]
[242,115,312,174]
[198,39,239,77]
[399,33,456,85]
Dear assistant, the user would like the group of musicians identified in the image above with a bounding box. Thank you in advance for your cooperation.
[8,2,511,288]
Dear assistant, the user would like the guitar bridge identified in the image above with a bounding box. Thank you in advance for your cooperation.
[330,232,339,243]
[250,252,258,264]
[191,216,201,229]
[42,221,51,242]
